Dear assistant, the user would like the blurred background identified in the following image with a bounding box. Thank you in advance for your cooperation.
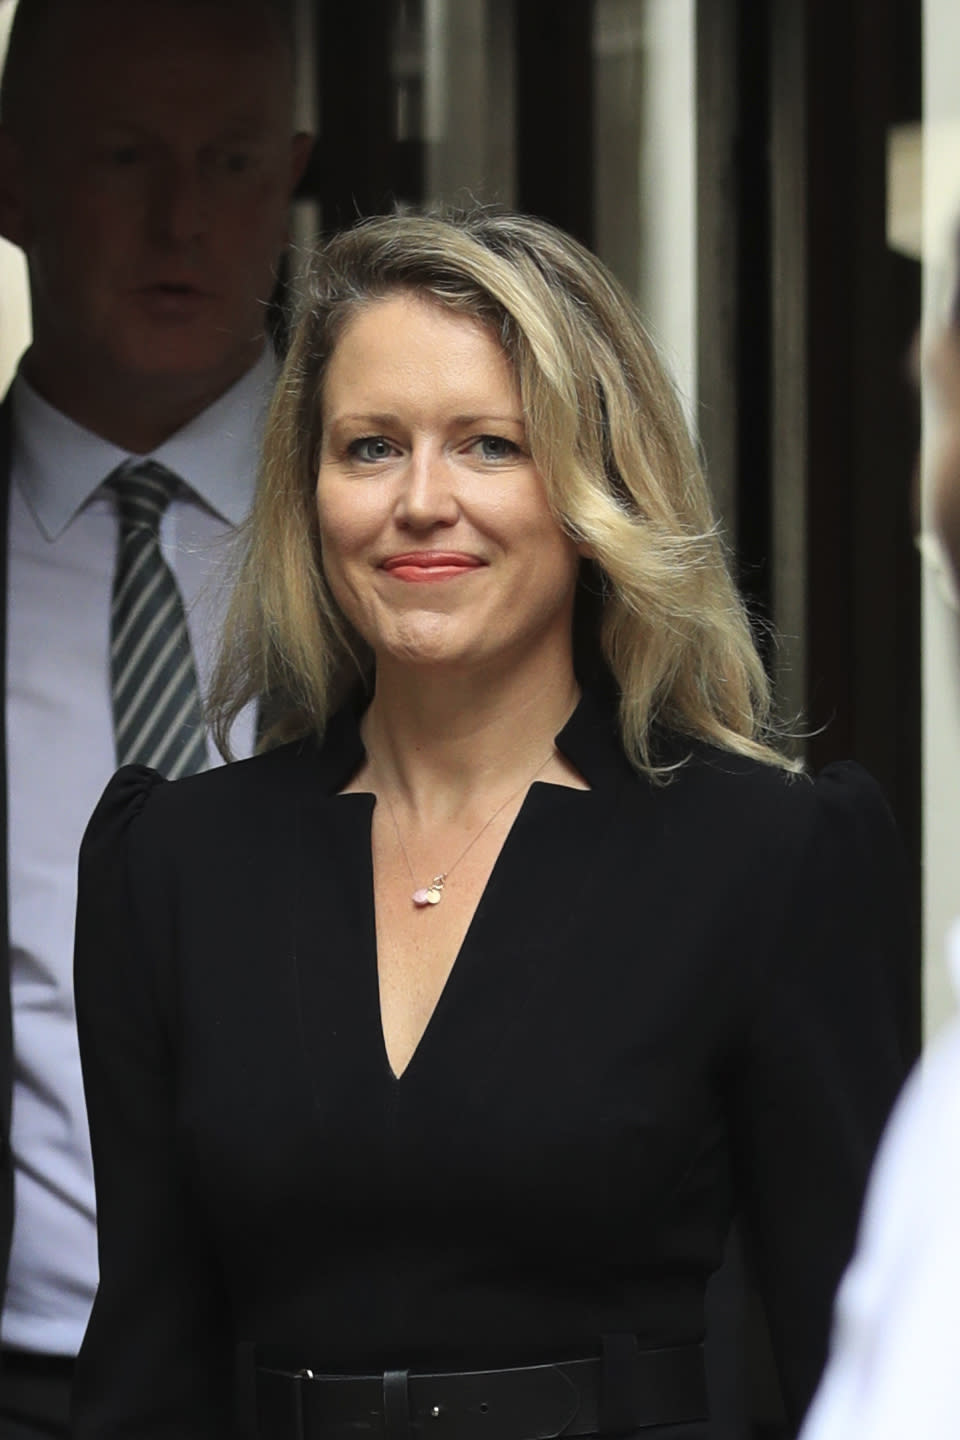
[2,3,958,1436]
[3,0,958,1071]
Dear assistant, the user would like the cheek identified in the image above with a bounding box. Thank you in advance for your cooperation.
[314,519,357,625]
[548,547,585,606]
[527,506,582,582]
[314,487,369,568]
[29,220,106,313]
[28,185,88,258]
[72,183,141,241]
[510,531,582,614]
[222,182,288,249]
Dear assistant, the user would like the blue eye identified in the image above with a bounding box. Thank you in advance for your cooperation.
[348,436,395,462]
[476,435,520,460]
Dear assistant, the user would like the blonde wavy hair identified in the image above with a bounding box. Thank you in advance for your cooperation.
[210,208,793,775]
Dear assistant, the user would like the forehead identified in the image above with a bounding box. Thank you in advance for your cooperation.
[324,294,520,407]
[41,0,292,134]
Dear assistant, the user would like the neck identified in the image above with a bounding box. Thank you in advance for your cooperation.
[360,654,581,820]
[20,338,265,453]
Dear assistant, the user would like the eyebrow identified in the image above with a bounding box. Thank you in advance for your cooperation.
[329,413,527,428]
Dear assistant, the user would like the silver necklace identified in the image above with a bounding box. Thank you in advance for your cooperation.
[377,749,555,907]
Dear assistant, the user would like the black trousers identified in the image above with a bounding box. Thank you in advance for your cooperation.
[0,1350,73,1440]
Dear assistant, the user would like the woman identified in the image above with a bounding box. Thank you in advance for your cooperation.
[71,210,907,1440]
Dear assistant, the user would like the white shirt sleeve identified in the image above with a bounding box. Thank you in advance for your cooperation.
[799,930,960,1440]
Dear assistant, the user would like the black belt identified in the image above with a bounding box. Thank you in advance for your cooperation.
[254,1339,707,1440]
[0,1347,75,1381]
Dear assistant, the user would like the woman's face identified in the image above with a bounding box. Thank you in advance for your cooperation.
[315,291,583,675]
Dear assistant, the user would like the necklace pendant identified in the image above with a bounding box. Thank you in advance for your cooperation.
[412,876,446,907]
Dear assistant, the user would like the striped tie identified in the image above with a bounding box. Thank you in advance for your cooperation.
[108,460,209,779]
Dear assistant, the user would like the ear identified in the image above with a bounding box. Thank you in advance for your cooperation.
[0,127,29,250]
[288,130,314,197]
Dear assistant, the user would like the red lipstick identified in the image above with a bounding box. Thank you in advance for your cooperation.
[381,552,484,583]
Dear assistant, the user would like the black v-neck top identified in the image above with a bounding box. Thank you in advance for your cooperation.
[71,691,907,1439]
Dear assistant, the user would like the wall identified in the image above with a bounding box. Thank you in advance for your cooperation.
[594,0,697,419]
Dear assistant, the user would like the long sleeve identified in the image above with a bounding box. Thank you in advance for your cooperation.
[72,767,234,1440]
[727,761,908,1429]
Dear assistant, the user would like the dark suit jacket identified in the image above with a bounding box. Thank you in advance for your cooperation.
[71,691,908,1439]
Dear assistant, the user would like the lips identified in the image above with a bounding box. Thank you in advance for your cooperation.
[381,552,484,582]
[134,284,213,319]
[139,279,209,294]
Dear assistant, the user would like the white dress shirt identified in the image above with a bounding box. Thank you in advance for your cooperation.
[3,353,268,1355]
[799,922,960,1440]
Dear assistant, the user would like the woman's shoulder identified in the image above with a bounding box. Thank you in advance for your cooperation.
[82,738,324,865]
[573,687,898,862]
[651,732,894,837]
[625,739,903,914]
[673,744,907,979]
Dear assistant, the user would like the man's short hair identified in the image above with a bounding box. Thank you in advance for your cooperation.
[0,0,296,131]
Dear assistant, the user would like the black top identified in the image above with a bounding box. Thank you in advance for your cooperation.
[71,691,907,1439]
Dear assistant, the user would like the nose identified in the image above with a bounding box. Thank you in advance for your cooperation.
[394,444,460,530]
[146,155,208,249]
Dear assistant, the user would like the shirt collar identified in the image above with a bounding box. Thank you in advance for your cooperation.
[11,347,276,540]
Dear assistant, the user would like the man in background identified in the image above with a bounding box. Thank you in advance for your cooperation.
[798,252,960,1440]
[0,1,311,1431]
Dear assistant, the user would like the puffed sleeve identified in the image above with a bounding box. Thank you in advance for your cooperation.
[72,767,234,1439]
[727,762,909,1430]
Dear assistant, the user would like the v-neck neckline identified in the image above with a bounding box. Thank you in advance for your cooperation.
[371,775,574,1085]
[291,684,642,1100]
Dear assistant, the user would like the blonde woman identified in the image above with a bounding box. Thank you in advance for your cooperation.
[72,211,906,1440]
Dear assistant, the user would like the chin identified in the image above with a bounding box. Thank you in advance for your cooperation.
[374,627,487,670]
[116,338,257,386]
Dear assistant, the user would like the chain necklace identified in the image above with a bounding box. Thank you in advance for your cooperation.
[377,749,555,907]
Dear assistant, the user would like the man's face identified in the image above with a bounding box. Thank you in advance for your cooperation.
[0,0,311,402]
